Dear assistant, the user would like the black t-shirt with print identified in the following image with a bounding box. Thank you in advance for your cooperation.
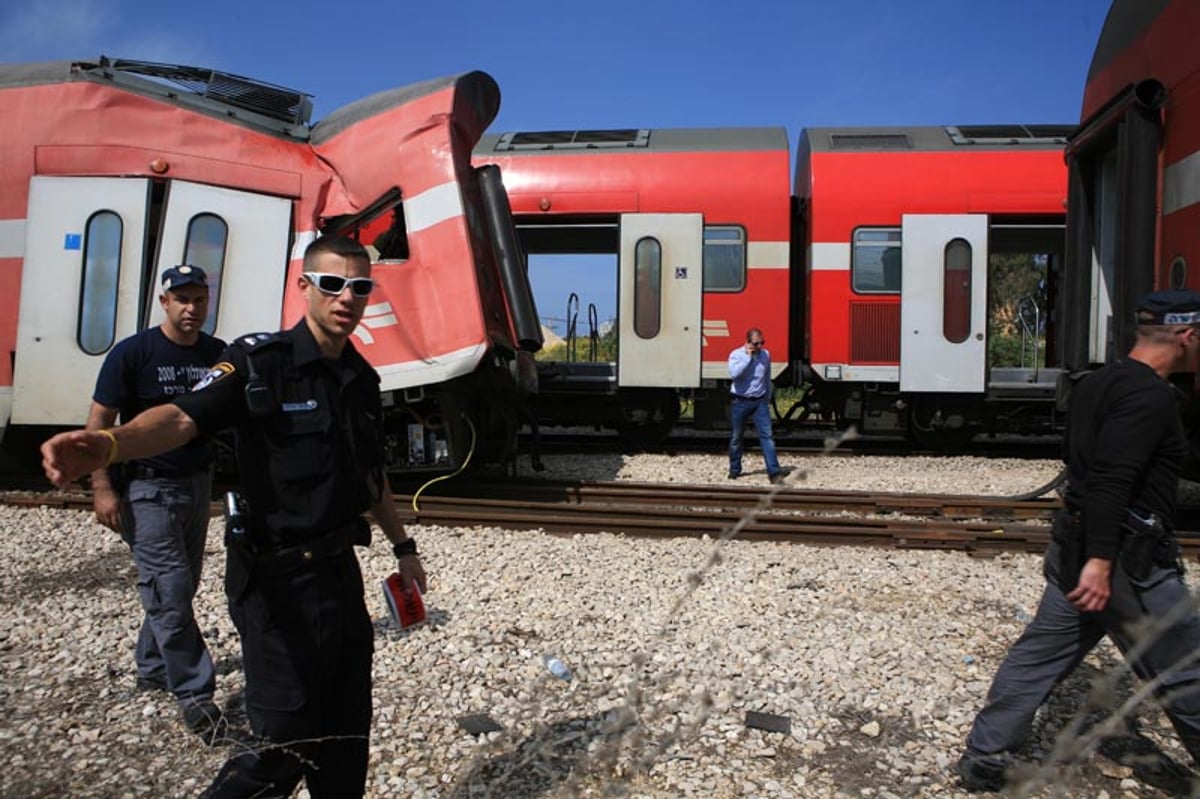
[93,326,226,474]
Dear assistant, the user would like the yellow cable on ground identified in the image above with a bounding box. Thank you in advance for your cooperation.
[411,416,476,513]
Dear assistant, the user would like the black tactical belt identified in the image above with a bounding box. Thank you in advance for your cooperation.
[255,522,359,577]
[130,464,206,480]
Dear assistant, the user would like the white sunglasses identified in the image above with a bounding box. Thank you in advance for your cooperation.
[303,272,375,298]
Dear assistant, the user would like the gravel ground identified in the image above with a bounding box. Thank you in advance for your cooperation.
[2,451,1198,798]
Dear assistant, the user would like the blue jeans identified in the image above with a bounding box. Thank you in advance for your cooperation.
[728,396,781,477]
[121,473,216,705]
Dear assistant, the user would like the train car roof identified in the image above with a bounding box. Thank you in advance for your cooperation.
[800,124,1073,153]
[0,56,314,139]
[1087,0,1170,84]
[312,71,500,145]
[475,126,788,156]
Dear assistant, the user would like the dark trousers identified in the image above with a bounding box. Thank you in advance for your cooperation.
[966,543,1200,762]
[204,550,375,798]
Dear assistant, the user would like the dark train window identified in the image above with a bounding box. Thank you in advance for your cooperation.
[943,238,972,343]
[182,213,228,335]
[78,211,123,355]
[852,227,901,293]
[1170,256,1188,289]
[633,236,662,338]
[703,226,746,291]
[372,206,410,260]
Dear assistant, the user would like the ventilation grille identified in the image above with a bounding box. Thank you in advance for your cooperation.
[947,124,1073,145]
[98,57,313,125]
[829,133,911,150]
[850,302,900,363]
[495,129,650,151]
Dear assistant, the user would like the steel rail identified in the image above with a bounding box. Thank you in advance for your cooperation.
[8,482,1198,559]
[418,478,1063,520]
[400,492,1052,554]
[531,433,1064,460]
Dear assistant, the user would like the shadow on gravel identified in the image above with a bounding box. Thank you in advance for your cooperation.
[1097,726,1198,796]
[800,662,1200,796]
[449,712,612,799]
[214,653,244,677]
[4,547,130,601]
[372,607,453,641]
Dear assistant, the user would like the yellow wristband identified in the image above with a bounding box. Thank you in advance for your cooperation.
[97,429,119,467]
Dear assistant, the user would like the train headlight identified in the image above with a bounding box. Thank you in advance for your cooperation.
[824,365,842,380]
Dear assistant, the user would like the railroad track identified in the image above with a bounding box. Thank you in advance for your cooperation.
[0,479,1059,556]
[8,478,1198,560]
[532,431,1064,460]
[405,478,1063,556]
[422,478,1060,519]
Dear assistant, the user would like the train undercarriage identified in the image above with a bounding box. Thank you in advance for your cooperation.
[807,368,1065,450]
[519,360,1065,453]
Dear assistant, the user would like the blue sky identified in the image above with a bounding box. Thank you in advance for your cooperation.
[2,0,1113,332]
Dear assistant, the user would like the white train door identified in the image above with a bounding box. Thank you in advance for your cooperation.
[12,176,291,427]
[12,177,152,425]
[617,213,703,387]
[899,214,988,392]
[145,180,291,341]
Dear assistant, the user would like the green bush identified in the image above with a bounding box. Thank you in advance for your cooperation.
[989,332,1043,368]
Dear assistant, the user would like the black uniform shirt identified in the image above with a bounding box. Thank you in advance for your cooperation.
[1064,358,1187,559]
[173,319,383,545]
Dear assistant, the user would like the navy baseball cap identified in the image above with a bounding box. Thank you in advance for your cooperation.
[160,264,208,292]
[1136,289,1200,325]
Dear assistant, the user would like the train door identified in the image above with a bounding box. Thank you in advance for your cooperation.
[617,213,703,387]
[899,214,988,392]
[12,177,152,426]
[145,180,291,340]
[12,176,291,427]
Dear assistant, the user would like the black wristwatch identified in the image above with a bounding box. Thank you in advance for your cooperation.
[393,538,418,559]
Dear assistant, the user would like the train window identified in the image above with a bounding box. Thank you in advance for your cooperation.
[852,228,901,293]
[1170,256,1188,289]
[943,238,972,344]
[78,211,123,355]
[182,213,229,334]
[703,226,746,291]
[633,236,662,338]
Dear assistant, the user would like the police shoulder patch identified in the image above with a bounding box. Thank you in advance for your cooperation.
[237,331,286,351]
[192,361,235,392]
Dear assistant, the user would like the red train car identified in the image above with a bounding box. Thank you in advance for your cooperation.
[475,128,791,443]
[0,57,539,471]
[799,125,1070,447]
[476,124,1071,447]
[1061,0,1200,372]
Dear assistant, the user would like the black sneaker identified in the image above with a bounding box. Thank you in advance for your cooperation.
[769,466,792,485]
[135,675,167,693]
[727,471,740,480]
[957,749,1010,792]
[181,700,227,745]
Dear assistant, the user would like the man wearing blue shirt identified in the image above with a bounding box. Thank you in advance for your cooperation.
[728,327,790,484]
[88,265,227,741]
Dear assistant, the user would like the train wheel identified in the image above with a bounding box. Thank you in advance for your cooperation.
[615,388,680,448]
[907,397,976,452]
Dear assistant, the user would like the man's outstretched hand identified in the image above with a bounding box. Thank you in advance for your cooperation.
[42,431,111,488]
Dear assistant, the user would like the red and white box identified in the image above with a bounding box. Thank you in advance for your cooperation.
[382,573,426,628]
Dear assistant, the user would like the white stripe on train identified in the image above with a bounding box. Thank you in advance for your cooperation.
[1164,149,1200,216]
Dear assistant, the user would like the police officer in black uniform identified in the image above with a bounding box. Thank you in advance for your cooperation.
[42,236,426,798]
[956,289,1200,792]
